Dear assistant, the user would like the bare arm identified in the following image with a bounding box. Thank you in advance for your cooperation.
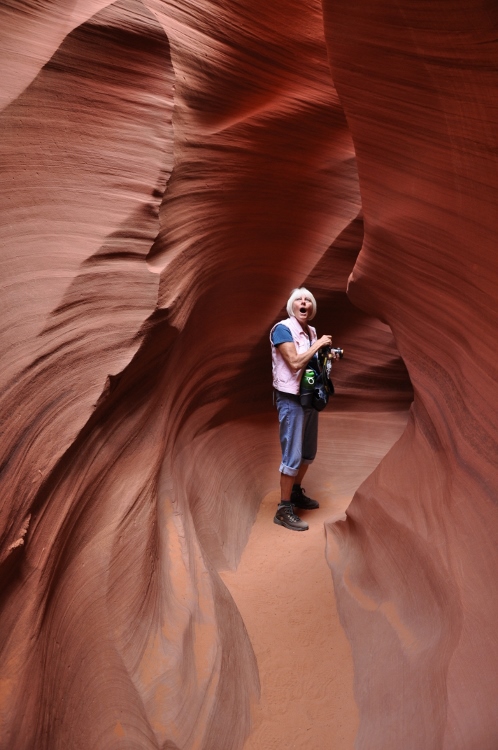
[278,334,332,373]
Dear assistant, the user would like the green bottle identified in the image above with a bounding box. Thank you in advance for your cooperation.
[300,368,315,408]
[301,368,315,392]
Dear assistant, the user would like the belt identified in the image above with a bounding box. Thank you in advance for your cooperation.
[274,389,300,402]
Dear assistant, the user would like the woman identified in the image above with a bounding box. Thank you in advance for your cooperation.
[270,288,332,531]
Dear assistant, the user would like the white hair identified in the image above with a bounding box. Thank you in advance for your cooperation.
[286,287,317,320]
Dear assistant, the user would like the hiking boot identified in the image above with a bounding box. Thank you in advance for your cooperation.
[290,485,320,510]
[273,503,309,531]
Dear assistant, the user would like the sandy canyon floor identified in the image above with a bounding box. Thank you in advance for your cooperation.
[221,410,408,750]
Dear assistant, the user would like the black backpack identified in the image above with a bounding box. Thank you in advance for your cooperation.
[300,351,334,411]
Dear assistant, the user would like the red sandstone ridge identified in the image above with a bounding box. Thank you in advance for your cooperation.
[0,1,496,750]
[322,2,498,749]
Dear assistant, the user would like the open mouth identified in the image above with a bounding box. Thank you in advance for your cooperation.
[299,307,307,314]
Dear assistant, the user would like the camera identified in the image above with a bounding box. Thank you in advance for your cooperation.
[320,345,344,359]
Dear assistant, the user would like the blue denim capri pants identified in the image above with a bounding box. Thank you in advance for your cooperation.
[275,390,318,476]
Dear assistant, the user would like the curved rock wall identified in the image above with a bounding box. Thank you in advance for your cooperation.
[323,2,498,749]
[0,0,365,747]
[1,0,495,749]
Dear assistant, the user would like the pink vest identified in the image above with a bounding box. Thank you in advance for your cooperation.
[270,316,317,395]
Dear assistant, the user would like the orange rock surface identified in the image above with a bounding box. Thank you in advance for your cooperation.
[0,0,496,749]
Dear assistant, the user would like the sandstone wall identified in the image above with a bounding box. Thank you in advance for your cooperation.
[323,2,498,748]
[0,0,495,748]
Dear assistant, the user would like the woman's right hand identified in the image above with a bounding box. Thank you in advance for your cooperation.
[318,335,332,348]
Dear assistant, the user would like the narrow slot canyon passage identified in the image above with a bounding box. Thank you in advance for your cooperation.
[1,0,497,747]
[221,411,408,749]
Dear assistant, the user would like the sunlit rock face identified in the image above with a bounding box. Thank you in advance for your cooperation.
[1,1,494,750]
[322,2,498,749]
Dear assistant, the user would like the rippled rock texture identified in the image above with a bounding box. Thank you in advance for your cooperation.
[323,2,498,749]
[0,0,496,748]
